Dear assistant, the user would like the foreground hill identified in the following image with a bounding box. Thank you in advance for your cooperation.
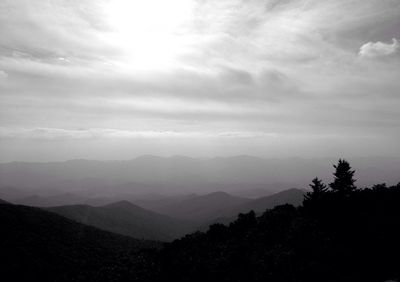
[48,201,194,241]
[0,203,159,281]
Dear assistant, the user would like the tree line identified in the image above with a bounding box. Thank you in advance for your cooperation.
[151,159,400,282]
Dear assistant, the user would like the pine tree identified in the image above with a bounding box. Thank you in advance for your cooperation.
[304,177,328,201]
[329,159,356,195]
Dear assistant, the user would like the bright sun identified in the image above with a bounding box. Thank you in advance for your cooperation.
[102,0,194,70]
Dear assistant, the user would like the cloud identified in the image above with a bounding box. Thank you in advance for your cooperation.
[0,0,115,59]
[359,38,399,58]
[0,127,200,140]
[0,127,278,140]
[1,0,400,160]
[0,54,301,105]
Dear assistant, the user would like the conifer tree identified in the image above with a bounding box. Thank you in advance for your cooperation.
[329,159,356,194]
[304,177,328,201]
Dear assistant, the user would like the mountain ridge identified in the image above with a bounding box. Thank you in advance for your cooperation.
[48,200,195,241]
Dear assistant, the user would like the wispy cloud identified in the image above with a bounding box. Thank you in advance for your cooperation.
[0,127,278,140]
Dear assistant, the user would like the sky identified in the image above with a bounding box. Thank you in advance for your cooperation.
[0,0,399,161]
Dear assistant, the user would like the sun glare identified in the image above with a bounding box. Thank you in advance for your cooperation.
[103,0,194,70]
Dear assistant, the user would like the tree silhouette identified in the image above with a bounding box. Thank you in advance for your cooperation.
[230,210,257,234]
[304,177,328,201]
[329,159,356,195]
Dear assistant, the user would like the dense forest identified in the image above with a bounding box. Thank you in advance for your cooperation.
[1,159,399,281]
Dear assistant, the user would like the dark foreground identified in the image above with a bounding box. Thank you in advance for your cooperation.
[1,161,399,282]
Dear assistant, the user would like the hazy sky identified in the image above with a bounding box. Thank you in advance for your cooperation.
[0,0,399,161]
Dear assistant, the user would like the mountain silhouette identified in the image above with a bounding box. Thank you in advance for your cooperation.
[1,156,399,197]
[15,192,88,207]
[48,200,194,241]
[233,188,304,214]
[155,189,304,224]
[155,191,251,222]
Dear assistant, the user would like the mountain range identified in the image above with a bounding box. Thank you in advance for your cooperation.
[48,200,194,241]
[1,156,398,200]
[45,188,305,240]
[1,188,305,241]
[153,188,305,223]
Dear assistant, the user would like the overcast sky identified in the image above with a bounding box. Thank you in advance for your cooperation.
[0,0,399,161]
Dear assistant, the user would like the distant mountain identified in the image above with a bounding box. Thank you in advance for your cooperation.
[194,188,305,227]
[0,203,158,281]
[152,189,305,224]
[232,188,305,215]
[229,187,274,198]
[0,186,32,202]
[1,156,398,198]
[130,193,198,211]
[15,192,88,207]
[155,191,251,222]
[48,200,195,241]
[12,191,199,210]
